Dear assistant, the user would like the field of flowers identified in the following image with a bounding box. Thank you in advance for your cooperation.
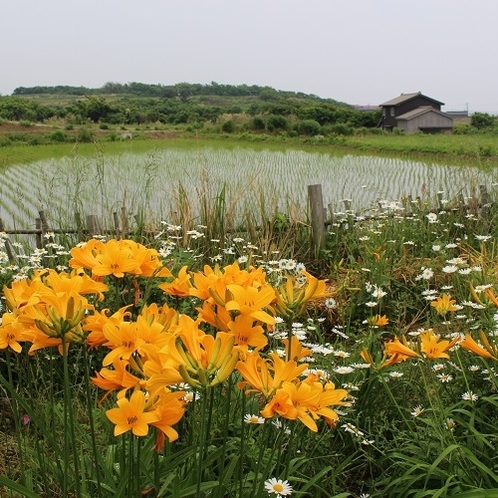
[2,184,498,497]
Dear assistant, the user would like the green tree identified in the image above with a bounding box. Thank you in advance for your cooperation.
[471,112,495,129]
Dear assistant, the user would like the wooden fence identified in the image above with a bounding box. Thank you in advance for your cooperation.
[0,184,493,262]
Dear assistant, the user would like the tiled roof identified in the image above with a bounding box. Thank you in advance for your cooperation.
[381,92,445,107]
[396,106,453,121]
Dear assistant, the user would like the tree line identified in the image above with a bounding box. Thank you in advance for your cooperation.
[0,82,381,133]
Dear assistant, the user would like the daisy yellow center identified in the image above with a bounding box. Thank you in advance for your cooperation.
[273,484,284,492]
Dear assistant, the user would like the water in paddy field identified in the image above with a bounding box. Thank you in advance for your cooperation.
[1,147,496,229]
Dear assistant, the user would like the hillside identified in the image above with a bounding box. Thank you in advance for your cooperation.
[0,82,382,145]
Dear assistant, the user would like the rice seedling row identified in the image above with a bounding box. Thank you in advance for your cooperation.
[1,147,497,230]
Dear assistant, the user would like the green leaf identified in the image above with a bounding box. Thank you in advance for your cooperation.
[0,476,39,498]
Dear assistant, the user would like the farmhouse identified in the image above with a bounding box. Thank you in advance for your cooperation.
[380,92,453,133]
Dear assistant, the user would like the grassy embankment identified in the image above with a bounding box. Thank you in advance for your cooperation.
[1,130,498,170]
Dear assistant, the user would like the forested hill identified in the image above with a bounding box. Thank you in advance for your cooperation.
[0,81,381,136]
[11,81,348,106]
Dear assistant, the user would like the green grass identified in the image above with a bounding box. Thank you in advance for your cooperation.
[2,133,498,171]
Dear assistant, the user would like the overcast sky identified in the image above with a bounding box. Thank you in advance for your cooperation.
[1,0,497,113]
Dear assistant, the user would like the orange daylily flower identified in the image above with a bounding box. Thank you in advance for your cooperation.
[124,240,165,277]
[384,337,419,359]
[0,313,27,353]
[430,294,459,315]
[237,351,308,398]
[260,378,349,432]
[106,390,159,437]
[102,314,171,367]
[3,275,45,311]
[260,388,298,421]
[282,335,312,362]
[225,283,276,325]
[68,239,104,271]
[227,314,268,351]
[39,268,108,301]
[484,288,498,307]
[149,389,186,445]
[460,333,496,360]
[83,306,132,348]
[91,239,140,277]
[378,337,420,368]
[367,314,389,327]
[274,271,332,320]
[159,265,192,297]
[92,357,142,401]
[175,315,239,388]
[419,329,460,360]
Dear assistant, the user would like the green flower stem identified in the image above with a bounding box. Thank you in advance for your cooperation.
[251,419,270,498]
[379,372,412,431]
[5,349,26,485]
[196,387,211,497]
[239,387,246,498]
[81,347,102,497]
[61,336,81,497]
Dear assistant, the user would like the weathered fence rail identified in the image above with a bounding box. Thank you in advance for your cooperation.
[0,184,493,261]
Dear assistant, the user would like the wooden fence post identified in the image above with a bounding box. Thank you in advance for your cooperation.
[86,215,102,237]
[480,185,489,217]
[0,218,16,263]
[35,218,42,249]
[308,184,325,255]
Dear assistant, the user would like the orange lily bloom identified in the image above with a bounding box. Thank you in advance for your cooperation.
[0,313,27,353]
[175,315,239,388]
[419,329,460,359]
[237,351,308,398]
[92,357,142,400]
[274,271,332,321]
[91,239,140,278]
[367,314,389,327]
[460,333,496,359]
[159,265,192,297]
[384,337,419,359]
[430,294,459,315]
[260,388,298,421]
[106,390,159,437]
[68,239,104,271]
[225,283,276,325]
[124,240,165,277]
[149,389,186,445]
[227,314,268,351]
[282,335,311,362]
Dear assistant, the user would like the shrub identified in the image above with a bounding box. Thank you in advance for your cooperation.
[329,123,353,136]
[221,120,236,133]
[251,115,266,131]
[49,130,66,142]
[106,132,119,142]
[295,119,321,136]
[266,114,288,132]
[77,128,95,143]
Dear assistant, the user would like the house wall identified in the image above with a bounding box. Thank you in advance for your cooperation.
[397,113,453,133]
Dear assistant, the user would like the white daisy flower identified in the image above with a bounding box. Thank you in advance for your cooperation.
[264,478,293,496]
